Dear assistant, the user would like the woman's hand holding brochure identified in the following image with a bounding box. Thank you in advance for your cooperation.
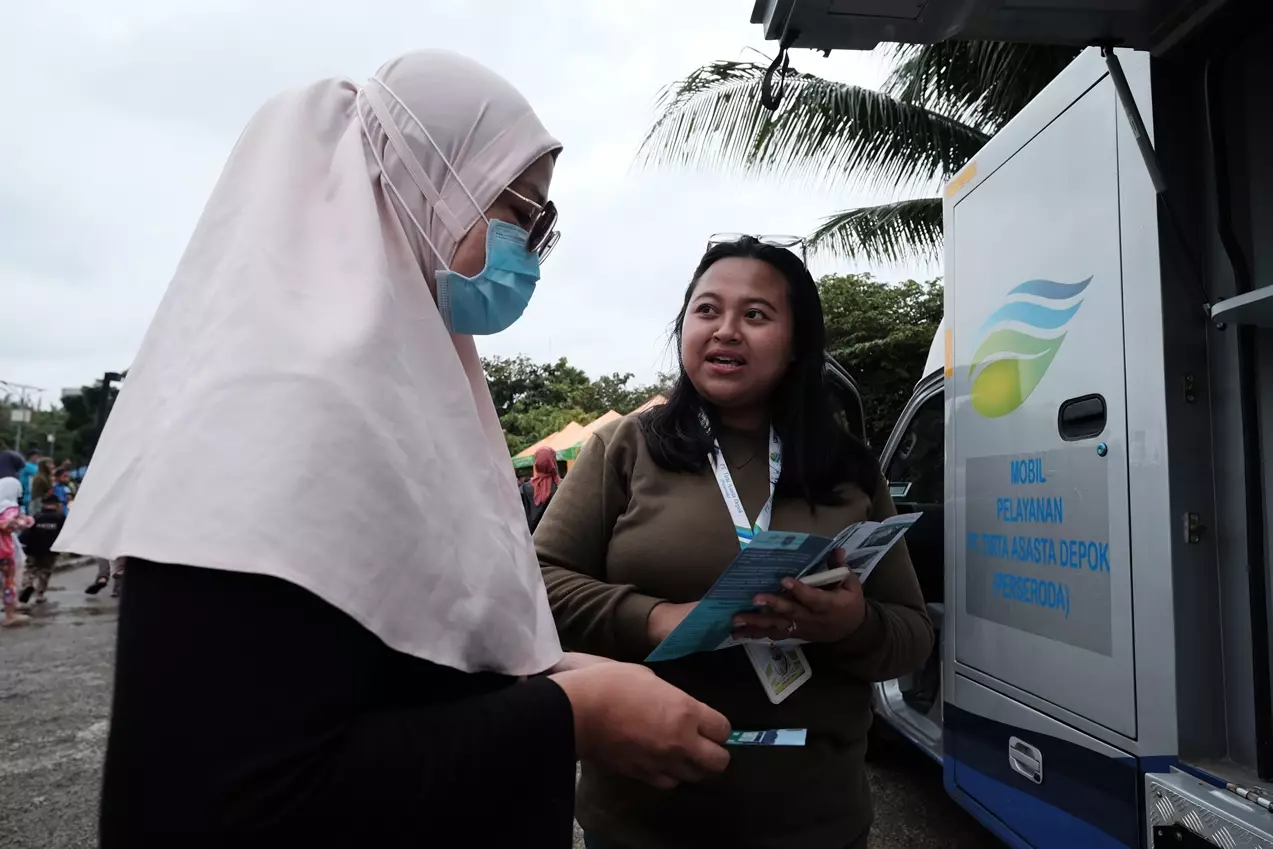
[643,512,920,664]
[730,549,868,643]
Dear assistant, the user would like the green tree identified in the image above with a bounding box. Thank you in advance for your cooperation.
[639,41,1077,263]
[482,356,666,455]
[500,406,593,455]
[819,273,943,448]
[61,375,126,465]
[0,401,74,464]
[484,355,591,420]
[568,371,663,416]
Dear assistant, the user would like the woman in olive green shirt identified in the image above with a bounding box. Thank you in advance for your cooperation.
[29,459,55,510]
[536,236,933,849]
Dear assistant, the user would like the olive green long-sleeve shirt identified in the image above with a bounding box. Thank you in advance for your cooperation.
[537,416,933,849]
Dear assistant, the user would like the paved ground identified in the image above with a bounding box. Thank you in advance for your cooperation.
[0,560,117,849]
[862,733,994,848]
[1,560,994,849]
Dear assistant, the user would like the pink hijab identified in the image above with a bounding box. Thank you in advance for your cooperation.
[57,50,564,676]
[530,447,560,506]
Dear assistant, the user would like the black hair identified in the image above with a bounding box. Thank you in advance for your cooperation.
[639,236,878,507]
[25,449,40,459]
[40,493,61,506]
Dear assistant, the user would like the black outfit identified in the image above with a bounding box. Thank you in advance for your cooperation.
[521,481,557,533]
[18,507,64,554]
[102,560,576,848]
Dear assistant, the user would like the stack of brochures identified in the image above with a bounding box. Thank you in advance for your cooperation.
[646,513,922,664]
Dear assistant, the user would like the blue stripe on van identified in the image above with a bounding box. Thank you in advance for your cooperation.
[944,754,1035,849]
[975,299,1083,336]
[1006,276,1093,300]
[944,704,1140,848]
[949,760,1132,849]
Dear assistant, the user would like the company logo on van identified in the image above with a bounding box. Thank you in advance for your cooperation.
[969,277,1091,418]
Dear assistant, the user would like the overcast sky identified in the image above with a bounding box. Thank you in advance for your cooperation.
[2,0,935,406]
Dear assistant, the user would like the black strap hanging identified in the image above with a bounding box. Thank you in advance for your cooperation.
[760,30,800,111]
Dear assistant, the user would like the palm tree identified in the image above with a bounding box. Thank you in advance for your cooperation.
[639,41,1078,264]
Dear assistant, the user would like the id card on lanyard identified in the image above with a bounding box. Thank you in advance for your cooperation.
[701,411,812,704]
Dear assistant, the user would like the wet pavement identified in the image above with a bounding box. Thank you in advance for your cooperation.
[0,559,116,849]
[569,737,995,848]
[0,560,993,849]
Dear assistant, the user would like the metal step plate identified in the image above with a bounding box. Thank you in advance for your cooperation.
[1147,771,1273,848]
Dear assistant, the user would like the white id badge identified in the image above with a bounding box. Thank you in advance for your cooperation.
[744,642,812,704]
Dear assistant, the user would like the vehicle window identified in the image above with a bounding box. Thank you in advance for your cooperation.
[885,392,944,505]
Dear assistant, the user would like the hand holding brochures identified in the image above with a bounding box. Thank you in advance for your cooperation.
[645,512,922,664]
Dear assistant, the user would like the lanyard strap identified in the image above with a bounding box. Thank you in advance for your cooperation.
[699,411,782,549]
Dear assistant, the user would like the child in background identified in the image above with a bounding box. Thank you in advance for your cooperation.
[53,468,74,511]
[19,493,65,605]
[0,451,35,627]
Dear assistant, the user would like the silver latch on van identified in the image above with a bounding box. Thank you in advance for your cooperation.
[1009,737,1044,785]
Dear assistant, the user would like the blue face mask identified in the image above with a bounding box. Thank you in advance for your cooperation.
[436,219,541,336]
[357,80,555,335]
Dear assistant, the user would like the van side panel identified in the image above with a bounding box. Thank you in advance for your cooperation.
[938,48,1156,848]
[948,68,1137,737]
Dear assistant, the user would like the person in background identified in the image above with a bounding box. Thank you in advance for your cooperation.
[19,449,40,514]
[537,236,934,849]
[29,458,55,510]
[85,557,119,596]
[0,451,34,627]
[53,467,74,510]
[522,445,561,533]
[19,492,64,605]
[54,49,729,849]
[107,558,124,598]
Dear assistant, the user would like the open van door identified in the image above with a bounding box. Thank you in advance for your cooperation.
[940,50,1143,849]
[875,366,946,761]
[872,320,947,760]
[823,354,868,445]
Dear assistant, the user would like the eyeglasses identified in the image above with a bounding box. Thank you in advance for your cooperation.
[707,232,807,260]
[507,188,560,262]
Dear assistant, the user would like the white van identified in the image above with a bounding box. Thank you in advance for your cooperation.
[747,2,1272,847]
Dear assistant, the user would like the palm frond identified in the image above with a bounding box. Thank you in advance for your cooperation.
[808,198,943,265]
[884,42,1079,132]
[639,60,990,195]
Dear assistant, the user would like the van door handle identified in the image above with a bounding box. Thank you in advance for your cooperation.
[1058,394,1106,441]
[1009,737,1044,784]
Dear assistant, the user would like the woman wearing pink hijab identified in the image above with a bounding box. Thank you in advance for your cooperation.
[522,445,561,532]
[56,50,729,848]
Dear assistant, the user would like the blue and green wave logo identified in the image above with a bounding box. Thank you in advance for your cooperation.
[969,277,1091,418]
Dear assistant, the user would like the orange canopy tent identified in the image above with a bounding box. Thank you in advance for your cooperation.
[511,421,583,471]
[510,396,667,472]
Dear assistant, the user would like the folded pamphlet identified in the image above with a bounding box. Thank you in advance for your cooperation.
[727,729,808,747]
[645,512,921,664]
